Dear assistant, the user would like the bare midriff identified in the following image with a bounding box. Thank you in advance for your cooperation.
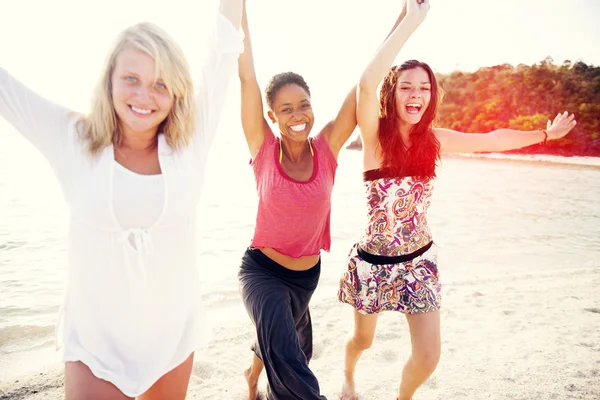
[259,248,320,271]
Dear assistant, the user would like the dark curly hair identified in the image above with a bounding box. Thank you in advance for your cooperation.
[265,72,311,110]
[378,60,441,178]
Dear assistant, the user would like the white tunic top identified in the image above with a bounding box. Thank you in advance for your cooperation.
[112,161,164,229]
[0,14,243,397]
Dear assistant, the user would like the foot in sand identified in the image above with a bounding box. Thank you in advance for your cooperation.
[340,380,357,400]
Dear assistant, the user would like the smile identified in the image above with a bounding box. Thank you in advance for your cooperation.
[290,123,307,132]
[405,103,422,114]
[129,105,154,116]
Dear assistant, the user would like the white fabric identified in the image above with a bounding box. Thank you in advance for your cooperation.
[112,161,164,230]
[0,13,243,397]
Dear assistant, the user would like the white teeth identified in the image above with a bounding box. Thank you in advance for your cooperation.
[131,106,152,115]
[290,123,307,132]
[406,103,422,108]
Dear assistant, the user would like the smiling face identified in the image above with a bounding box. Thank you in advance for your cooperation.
[395,67,432,126]
[268,84,314,142]
[111,47,174,139]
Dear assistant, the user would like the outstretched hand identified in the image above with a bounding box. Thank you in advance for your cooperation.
[405,0,430,23]
[546,111,577,140]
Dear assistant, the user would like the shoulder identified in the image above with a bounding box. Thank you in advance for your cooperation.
[251,127,277,167]
[313,132,337,168]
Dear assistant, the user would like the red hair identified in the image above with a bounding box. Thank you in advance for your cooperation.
[378,60,441,177]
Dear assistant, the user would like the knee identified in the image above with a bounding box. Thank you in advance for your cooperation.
[350,332,375,351]
[412,347,440,375]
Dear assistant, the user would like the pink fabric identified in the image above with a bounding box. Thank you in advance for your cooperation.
[250,129,337,257]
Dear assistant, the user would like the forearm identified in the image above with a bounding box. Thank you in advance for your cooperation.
[195,7,244,145]
[384,7,408,43]
[486,129,547,152]
[238,3,258,83]
[0,68,71,149]
[358,15,421,93]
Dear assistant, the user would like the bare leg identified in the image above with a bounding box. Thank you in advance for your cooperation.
[244,353,264,400]
[65,361,132,400]
[397,310,440,400]
[137,352,194,400]
[340,310,379,400]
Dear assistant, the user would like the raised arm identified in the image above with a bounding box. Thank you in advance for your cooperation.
[322,2,416,158]
[195,0,243,150]
[238,0,269,159]
[434,111,577,153]
[0,68,72,164]
[356,0,429,144]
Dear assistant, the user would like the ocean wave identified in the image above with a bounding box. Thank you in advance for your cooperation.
[0,324,54,347]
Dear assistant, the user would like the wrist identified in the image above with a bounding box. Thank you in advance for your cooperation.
[540,129,548,145]
[403,13,424,28]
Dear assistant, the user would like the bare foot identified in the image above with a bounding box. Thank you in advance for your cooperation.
[340,380,357,400]
[244,367,259,400]
[395,388,412,400]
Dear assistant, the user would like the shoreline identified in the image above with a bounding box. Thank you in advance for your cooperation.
[345,140,600,167]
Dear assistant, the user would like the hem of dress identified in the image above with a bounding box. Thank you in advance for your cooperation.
[337,297,441,315]
[62,336,205,397]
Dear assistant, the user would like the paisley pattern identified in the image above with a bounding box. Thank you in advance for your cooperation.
[359,176,434,256]
[338,175,441,314]
[338,243,441,314]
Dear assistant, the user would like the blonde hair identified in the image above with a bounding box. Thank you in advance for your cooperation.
[80,22,196,155]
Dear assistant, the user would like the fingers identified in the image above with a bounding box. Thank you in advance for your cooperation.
[552,111,574,126]
[548,111,577,138]
[552,113,561,125]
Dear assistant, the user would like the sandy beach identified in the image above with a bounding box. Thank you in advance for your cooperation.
[2,262,599,400]
[2,136,600,400]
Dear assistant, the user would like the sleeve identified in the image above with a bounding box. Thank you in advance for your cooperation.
[0,68,74,172]
[193,12,244,156]
[250,128,276,168]
[315,131,338,169]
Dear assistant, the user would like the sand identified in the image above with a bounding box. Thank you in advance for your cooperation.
[1,265,599,400]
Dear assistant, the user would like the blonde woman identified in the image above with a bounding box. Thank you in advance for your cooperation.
[0,1,243,399]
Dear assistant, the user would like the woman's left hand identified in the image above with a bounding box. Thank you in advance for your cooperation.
[405,0,430,24]
[546,111,577,140]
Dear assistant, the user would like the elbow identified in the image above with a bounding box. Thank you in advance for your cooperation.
[358,78,377,96]
[488,130,515,152]
[238,72,255,84]
[237,65,253,82]
[358,80,378,102]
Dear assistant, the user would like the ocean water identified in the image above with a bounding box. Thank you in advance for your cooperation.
[1,118,599,381]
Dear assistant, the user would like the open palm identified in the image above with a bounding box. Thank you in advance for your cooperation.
[547,111,577,140]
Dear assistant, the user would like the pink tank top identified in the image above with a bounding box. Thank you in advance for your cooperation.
[250,129,338,258]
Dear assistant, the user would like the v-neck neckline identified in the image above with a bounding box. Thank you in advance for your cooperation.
[108,134,170,232]
[274,137,319,184]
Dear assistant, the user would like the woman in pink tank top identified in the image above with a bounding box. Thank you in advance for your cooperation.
[337,1,577,400]
[235,1,425,399]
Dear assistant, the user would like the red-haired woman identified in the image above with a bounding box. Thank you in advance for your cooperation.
[337,1,577,399]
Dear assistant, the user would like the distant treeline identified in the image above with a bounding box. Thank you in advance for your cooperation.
[436,58,600,156]
[347,58,599,156]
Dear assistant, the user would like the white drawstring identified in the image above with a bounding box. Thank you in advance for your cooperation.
[119,229,155,287]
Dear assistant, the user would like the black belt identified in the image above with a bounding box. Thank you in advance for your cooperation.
[356,241,433,265]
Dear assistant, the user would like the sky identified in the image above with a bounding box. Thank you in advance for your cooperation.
[1,0,599,115]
